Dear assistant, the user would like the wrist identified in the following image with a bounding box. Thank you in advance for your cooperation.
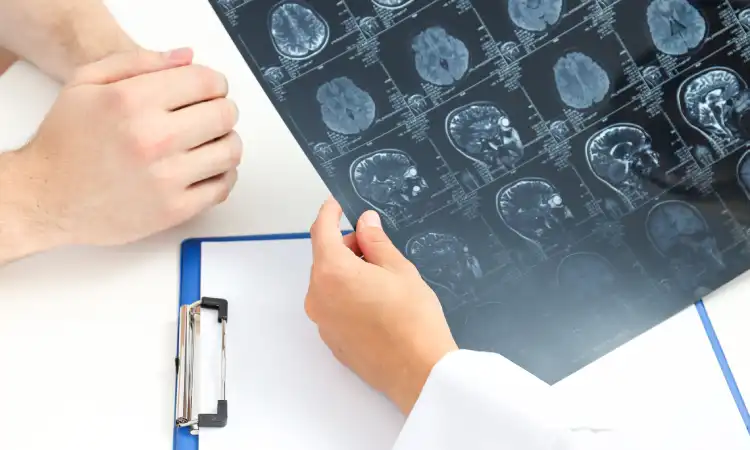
[0,146,67,264]
[390,339,459,416]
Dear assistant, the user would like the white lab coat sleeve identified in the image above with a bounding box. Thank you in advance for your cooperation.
[392,349,639,450]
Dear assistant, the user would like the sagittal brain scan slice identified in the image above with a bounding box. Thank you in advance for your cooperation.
[739,9,750,30]
[359,16,380,37]
[553,52,611,110]
[586,123,660,209]
[556,252,618,298]
[407,94,429,114]
[373,0,414,9]
[350,149,429,222]
[405,232,483,299]
[411,26,470,86]
[645,200,725,272]
[737,150,750,200]
[268,1,330,60]
[678,67,750,149]
[263,67,285,86]
[216,0,243,10]
[646,0,707,56]
[550,120,570,141]
[446,101,525,172]
[642,66,663,88]
[496,178,575,250]
[500,41,522,62]
[507,0,564,32]
[316,76,376,135]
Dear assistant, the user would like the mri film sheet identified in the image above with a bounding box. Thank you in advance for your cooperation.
[209,0,750,383]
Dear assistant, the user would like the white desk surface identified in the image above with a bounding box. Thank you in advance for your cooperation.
[0,1,747,449]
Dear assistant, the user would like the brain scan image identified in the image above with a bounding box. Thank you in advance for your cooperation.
[642,66,663,88]
[586,123,660,209]
[553,52,611,109]
[496,177,575,249]
[446,101,525,171]
[350,149,429,222]
[739,9,750,30]
[508,0,564,32]
[645,200,725,271]
[359,17,380,37]
[736,150,750,200]
[312,142,335,160]
[501,41,522,62]
[316,77,376,135]
[693,144,714,166]
[263,67,284,86]
[407,94,429,114]
[405,232,483,299]
[411,26,470,86]
[556,252,618,298]
[217,0,244,10]
[550,120,570,142]
[678,67,750,149]
[646,0,707,56]
[373,0,415,9]
[269,1,330,60]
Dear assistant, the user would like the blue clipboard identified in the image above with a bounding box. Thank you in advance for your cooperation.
[170,233,750,450]
[172,232,314,450]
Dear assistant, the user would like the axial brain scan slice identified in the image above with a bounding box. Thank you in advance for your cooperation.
[496,178,574,248]
[586,123,660,207]
[269,1,329,60]
[411,26,470,86]
[507,0,564,32]
[446,101,524,171]
[556,252,618,297]
[645,200,724,269]
[316,77,376,135]
[373,0,414,8]
[405,232,483,299]
[350,149,429,221]
[646,0,707,56]
[679,67,750,148]
[553,52,611,109]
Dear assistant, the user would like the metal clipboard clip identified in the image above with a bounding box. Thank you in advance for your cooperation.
[175,297,228,434]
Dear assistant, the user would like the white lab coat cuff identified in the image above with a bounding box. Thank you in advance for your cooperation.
[393,349,574,450]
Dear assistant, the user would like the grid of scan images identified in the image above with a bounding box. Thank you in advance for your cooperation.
[208,0,750,383]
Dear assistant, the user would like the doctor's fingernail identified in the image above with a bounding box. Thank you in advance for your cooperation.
[361,210,381,229]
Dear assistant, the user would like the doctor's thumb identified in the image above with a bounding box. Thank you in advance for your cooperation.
[356,211,413,273]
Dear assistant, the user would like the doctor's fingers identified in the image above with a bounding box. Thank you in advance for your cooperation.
[116,63,229,111]
[310,197,360,262]
[173,130,243,185]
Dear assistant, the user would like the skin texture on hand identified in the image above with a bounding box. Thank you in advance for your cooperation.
[0,48,242,265]
[0,47,16,76]
[305,197,459,416]
[0,0,138,82]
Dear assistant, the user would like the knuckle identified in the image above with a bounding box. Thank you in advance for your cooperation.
[126,126,160,162]
[104,84,137,112]
[226,132,243,166]
[216,98,239,131]
[194,65,227,97]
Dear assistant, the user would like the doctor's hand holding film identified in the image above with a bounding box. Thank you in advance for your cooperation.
[305,196,458,416]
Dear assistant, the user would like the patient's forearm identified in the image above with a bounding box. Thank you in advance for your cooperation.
[0,149,62,266]
[0,0,137,82]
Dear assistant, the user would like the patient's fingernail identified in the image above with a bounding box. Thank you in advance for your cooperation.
[165,47,193,62]
[361,210,381,229]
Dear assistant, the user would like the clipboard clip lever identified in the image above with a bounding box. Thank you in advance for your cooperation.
[175,296,228,434]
